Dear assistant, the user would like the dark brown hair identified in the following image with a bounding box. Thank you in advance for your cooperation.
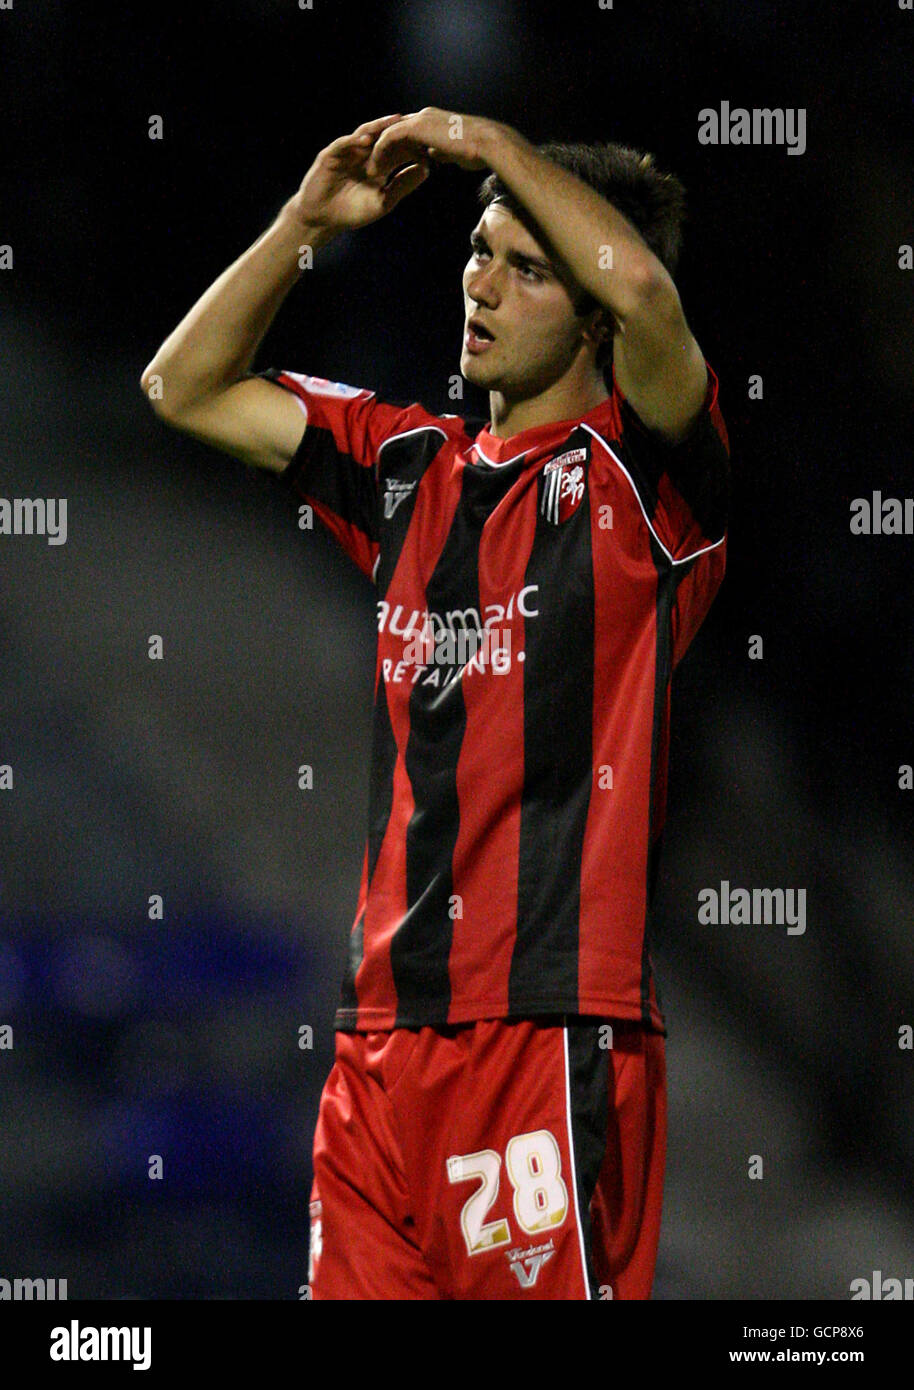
[477,141,688,367]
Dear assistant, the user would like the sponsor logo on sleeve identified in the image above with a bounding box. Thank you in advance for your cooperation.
[285,373,368,398]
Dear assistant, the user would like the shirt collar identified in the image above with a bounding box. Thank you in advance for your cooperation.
[469,394,615,468]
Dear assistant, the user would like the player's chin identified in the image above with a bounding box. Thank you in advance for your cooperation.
[460,347,504,389]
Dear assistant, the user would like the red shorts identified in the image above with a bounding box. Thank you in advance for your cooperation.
[308,1016,666,1300]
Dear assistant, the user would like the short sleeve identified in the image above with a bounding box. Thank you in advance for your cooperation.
[250,368,427,580]
[609,359,731,564]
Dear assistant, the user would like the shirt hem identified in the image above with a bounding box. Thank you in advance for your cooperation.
[333,997,667,1036]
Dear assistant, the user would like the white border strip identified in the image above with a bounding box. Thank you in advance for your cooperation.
[472,439,538,468]
[377,424,449,454]
[562,1022,592,1301]
[580,424,726,567]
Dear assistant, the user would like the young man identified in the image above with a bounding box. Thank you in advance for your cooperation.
[140,108,730,1300]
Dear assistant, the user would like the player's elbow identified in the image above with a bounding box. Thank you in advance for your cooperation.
[618,262,683,336]
[139,362,165,413]
[139,362,185,422]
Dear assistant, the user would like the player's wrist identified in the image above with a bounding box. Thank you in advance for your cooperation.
[473,117,524,172]
[279,192,343,247]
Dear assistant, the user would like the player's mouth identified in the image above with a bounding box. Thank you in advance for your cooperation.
[465,317,497,354]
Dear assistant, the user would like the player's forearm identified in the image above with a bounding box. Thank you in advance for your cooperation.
[478,122,677,324]
[140,194,339,417]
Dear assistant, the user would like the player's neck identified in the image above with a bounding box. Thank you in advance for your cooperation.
[488,367,609,439]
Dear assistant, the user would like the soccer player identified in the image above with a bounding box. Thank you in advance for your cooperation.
[140,108,730,1300]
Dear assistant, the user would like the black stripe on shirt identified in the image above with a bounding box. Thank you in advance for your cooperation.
[375,429,448,595]
[510,437,595,1012]
[617,395,730,545]
[640,541,695,1024]
[390,464,518,1024]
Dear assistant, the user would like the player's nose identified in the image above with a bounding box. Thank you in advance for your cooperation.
[466,276,499,312]
[465,261,500,308]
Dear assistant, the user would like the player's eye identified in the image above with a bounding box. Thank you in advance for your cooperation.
[518,264,542,282]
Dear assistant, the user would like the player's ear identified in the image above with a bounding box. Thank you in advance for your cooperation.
[580,305,613,352]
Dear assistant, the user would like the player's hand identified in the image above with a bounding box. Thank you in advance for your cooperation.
[290,114,431,230]
[364,108,500,184]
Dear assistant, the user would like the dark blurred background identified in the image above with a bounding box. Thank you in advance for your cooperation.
[1,0,912,1299]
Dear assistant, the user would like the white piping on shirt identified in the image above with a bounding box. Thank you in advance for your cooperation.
[377,424,450,454]
[580,424,726,567]
[371,426,449,585]
[471,440,538,468]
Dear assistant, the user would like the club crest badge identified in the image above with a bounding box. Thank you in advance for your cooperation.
[541,447,587,524]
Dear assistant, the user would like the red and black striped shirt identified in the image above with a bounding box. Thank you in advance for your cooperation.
[256,363,730,1033]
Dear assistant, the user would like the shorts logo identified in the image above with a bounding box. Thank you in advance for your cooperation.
[507,1239,555,1288]
[541,450,586,525]
[383,478,417,519]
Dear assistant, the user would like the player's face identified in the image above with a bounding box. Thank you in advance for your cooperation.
[460,204,595,399]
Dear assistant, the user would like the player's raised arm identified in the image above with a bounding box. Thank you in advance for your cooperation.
[366,108,708,445]
[475,129,708,445]
[139,114,430,473]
